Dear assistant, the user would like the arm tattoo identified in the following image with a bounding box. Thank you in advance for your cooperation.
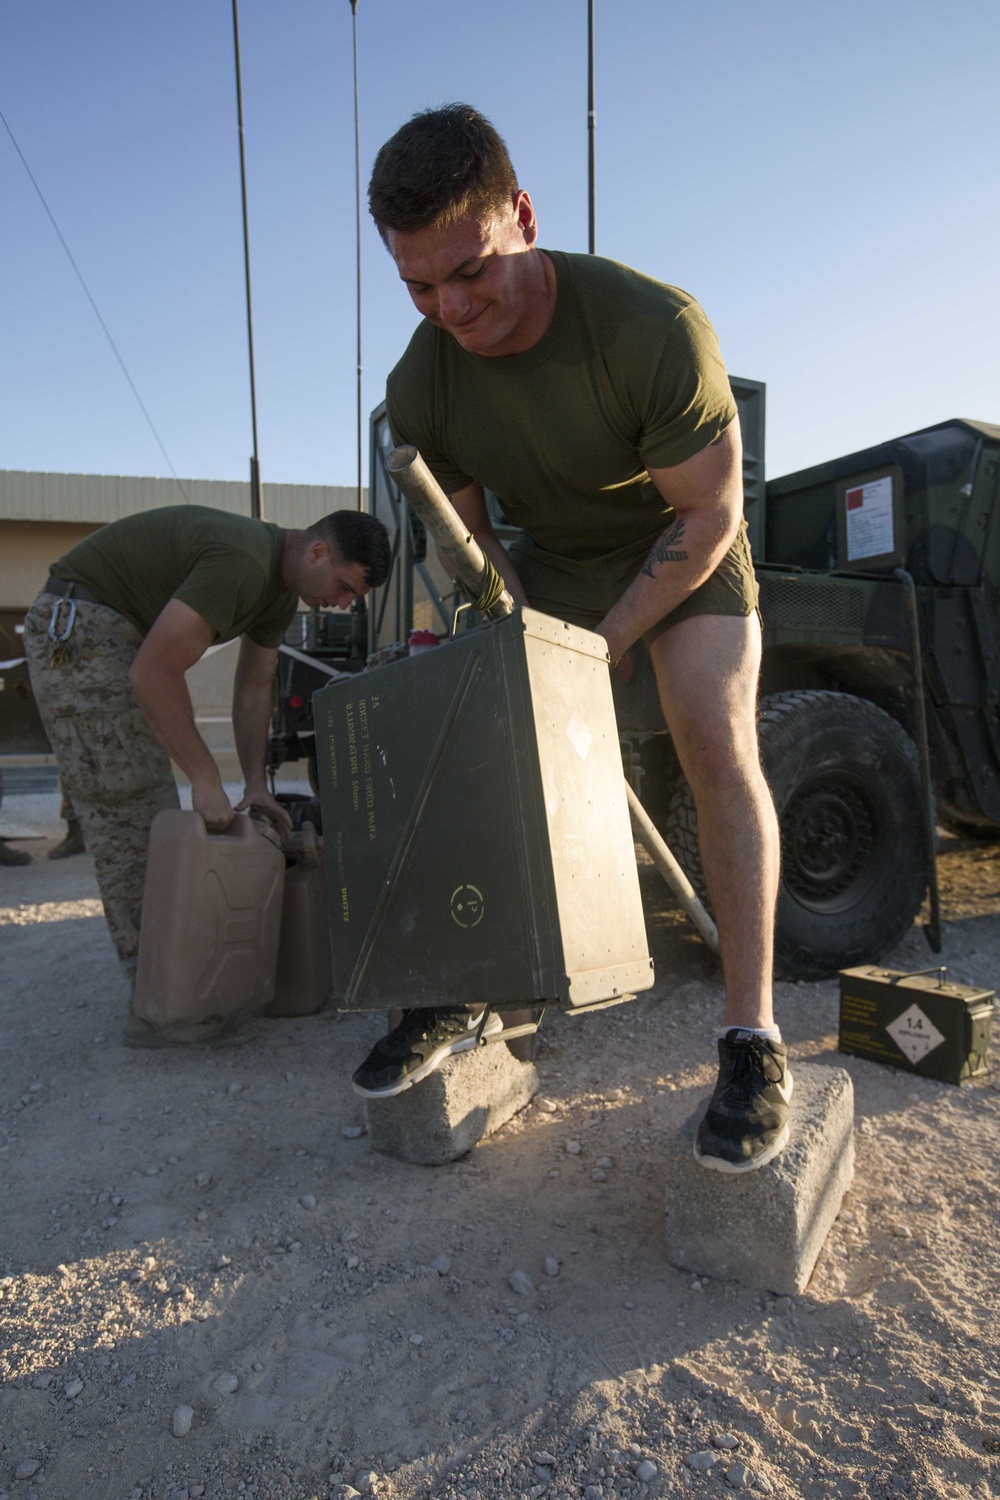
[641,517,688,577]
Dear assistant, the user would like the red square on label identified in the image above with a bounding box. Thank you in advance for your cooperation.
[846,488,863,510]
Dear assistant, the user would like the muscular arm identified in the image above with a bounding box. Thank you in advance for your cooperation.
[232,636,292,834]
[596,420,745,661]
[128,599,234,830]
[443,483,529,608]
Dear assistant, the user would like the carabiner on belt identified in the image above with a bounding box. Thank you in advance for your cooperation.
[48,586,78,644]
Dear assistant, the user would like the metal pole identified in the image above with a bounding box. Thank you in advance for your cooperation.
[385,446,515,619]
[624,781,720,954]
[587,0,596,254]
[894,568,943,953]
[231,0,263,518]
[350,0,364,511]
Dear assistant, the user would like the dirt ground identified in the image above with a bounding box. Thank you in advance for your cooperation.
[2,789,1000,1500]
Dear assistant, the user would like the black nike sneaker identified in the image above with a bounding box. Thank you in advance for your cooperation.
[694,1030,793,1173]
[352,1006,504,1098]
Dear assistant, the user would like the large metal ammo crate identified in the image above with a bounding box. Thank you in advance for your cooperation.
[312,607,653,1014]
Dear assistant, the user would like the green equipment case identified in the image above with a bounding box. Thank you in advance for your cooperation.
[312,608,654,1015]
[838,965,993,1084]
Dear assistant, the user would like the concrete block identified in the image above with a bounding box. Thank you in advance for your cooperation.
[364,1040,539,1166]
[664,1061,854,1296]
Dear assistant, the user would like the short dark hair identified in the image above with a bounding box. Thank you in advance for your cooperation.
[368,103,518,239]
[306,511,391,588]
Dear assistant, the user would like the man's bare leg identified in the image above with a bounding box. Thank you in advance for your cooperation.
[648,612,790,1172]
[648,612,778,1021]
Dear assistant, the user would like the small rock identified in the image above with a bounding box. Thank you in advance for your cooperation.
[408,1332,424,1346]
[712,1433,739,1450]
[531,1451,557,1466]
[509,1270,534,1296]
[430,1254,451,1275]
[687,1450,719,1471]
[215,1254,232,1269]
[754,1474,775,1494]
[346,1254,360,1270]
[64,1376,83,1398]
[591,1168,606,1182]
[537,1097,557,1112]
[354,1471,378,1495]
[30,1373,52,1389]
[893,1224,913,1239]
[335,1488,362,1500]
[172,1403,194,1437]
[226,1081,242,1095]
[341,1124,365,1139]
[14,1459,41,1480]
[544,1255,561,1277]
[213,1371,239,1394]
[299,1194,317,1211]
[195,1172,212,1187]
[726,1461,753,1489]
[564,1140,582,1155]
[635,1459,658,1482]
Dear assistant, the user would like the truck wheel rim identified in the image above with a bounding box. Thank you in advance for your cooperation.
[781,775,878,909]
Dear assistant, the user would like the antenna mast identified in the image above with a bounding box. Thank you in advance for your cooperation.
[587,0,596,254]
[350,0,364,511]
[231,0,263,518]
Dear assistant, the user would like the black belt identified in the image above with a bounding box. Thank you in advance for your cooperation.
[45,576,106,607]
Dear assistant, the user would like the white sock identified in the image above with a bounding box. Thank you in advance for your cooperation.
[718,1024,782,1044]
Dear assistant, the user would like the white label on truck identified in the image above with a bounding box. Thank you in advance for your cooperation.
[887,1002,945,1064]
[845,474,894,560]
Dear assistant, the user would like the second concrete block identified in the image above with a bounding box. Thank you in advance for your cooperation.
[664,1060,854,1295]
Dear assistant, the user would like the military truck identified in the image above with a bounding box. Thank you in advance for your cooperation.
[275,390,1000,981]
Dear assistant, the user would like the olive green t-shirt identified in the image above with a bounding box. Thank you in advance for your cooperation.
[51,505,298,646]
[385,250,737,562]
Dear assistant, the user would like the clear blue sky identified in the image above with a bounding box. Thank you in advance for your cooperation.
[2,0,997,489]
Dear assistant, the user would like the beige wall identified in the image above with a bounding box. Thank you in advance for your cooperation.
[0,520,101,611]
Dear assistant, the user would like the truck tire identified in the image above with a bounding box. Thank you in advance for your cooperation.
[663,690,928,981]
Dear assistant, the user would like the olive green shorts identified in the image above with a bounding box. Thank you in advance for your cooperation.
[508,519,759,645]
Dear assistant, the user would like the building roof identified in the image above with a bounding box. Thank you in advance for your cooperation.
[0,469,365,529]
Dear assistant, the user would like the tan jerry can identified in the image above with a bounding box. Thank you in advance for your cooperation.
[268,821,333,1017]
[133,809,285,1027]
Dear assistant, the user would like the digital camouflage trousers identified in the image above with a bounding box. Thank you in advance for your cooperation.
[24,593,179,986]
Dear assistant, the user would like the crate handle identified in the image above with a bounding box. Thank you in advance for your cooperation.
[887,966,948,988]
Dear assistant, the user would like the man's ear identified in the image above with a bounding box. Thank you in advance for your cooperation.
[514,190,538,246]
[309,539,332,565]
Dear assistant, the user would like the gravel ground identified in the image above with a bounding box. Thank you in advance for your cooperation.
[2,792,1000,1500]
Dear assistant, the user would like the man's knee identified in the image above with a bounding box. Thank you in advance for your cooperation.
[683,736,762,805]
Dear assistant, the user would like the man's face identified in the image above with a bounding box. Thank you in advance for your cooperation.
[297,541,370,611]
[387,192,543,357]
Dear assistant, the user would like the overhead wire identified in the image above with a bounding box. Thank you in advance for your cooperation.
[0,105,192,500]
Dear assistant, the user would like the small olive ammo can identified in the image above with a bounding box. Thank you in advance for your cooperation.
[312,608,654,1014]
[838,965,993,1084]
